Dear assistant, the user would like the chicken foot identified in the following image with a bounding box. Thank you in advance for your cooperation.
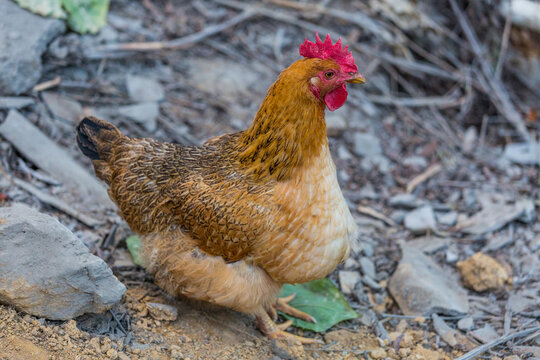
[256,310,318,344]
[267,293,317,323]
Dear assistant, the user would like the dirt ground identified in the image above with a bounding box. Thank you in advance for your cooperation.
[0,283,453,360]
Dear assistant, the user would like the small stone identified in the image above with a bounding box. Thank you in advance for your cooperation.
[457,317,474,331]
[126,75,164,102]
[471,324,498,343]
[0,203,126,320]
[146,302,178,321]
[388,245,469,316]
[326,113,347,136]
[42,91,82,123]
[503,141,540,165]
[0,96,35,109]
[432,314,457,347]
[408,236,450,254]
[338,271,361,295]
[436,211,458,227]
[403,156,428,169]
[370,348,386,359]
[462,127,477,154]
[507,293,536,313]
[352,132,382,157]
[359,257,376,278]
[456,253,509,292]
[445,247,459,263]
[404,206,437,235]
[337,144,353,160]
[361,155,391,173]
[118,102,159,132]
[0,0,65,95]
[389,193,426,209]
[343,257,359,270]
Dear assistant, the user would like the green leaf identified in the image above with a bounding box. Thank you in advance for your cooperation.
[125,235,143,266]
[14,0,67,18]
[279,279,358,332]
[61,0,110,34]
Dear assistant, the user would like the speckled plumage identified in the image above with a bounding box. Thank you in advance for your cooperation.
[77,55,360,341]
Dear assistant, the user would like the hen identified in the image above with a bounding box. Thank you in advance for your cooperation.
[77,33,364,343]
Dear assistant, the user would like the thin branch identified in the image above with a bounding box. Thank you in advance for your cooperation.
[455,326,540,360]
[85,10,256,58]
[449,0,529,141]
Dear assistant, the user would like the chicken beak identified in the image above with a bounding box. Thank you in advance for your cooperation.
[346,73,366,84]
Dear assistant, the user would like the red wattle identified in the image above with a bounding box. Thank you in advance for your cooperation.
[324,83,348,111]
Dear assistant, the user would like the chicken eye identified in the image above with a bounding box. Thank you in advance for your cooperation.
[324,71,335,79]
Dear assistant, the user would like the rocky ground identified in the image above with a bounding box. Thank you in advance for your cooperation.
[0,0,539,359]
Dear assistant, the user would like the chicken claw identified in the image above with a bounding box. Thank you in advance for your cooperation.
[275,293,317,323]
[256,311,319,345]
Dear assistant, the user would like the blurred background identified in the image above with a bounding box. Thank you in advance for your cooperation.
[0,0,538,359]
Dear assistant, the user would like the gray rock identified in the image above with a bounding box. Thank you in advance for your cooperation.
[457,199,535,235]
[0,203,126,320]
[146,303,178,321]
[0,96,35,109]
[390,210,407,224]
[362,275,382,291]
[337,144,353,160]
[126,75,165,102]
[404,206,437,234]
[343,257,359,270]
[471,324,498,343]
[403,156,428,169]
[436,211,458,227]
[462,127,478,154]
[118,102,159,132]
[0,0,65,95]
[326,113,347,136]
[503,142,540,165]
[359,257,376,279]
[0,110,113,209]
[408,236,450,254]
[388,245,469,316]
[507,293,537,313]
[185,58,270,103]
[338,270,361,295]
[361,155,391,173]
[42,91,82,123]
[457,317,474,331]
[352,132,382,157]
[432,314,458,347]
[445,247,459,263]
[389,193,426,209]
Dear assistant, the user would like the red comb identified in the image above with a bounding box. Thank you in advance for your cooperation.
[299,32,358,73]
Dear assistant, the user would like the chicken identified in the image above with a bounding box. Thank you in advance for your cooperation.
[76,32,365,344]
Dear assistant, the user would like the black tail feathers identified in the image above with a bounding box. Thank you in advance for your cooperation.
[76,116,120,161]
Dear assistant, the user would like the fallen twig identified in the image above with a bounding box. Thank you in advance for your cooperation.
[455,326,540,360]
[85,10,255,58]
[357,205,396,227]
[406,163,442,193]
[449,0,529,141]
[13,178,103,228]
[365,94,465,109]
[32,77,61,92]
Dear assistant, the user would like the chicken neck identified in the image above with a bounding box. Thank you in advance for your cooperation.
[236,67,328,182]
